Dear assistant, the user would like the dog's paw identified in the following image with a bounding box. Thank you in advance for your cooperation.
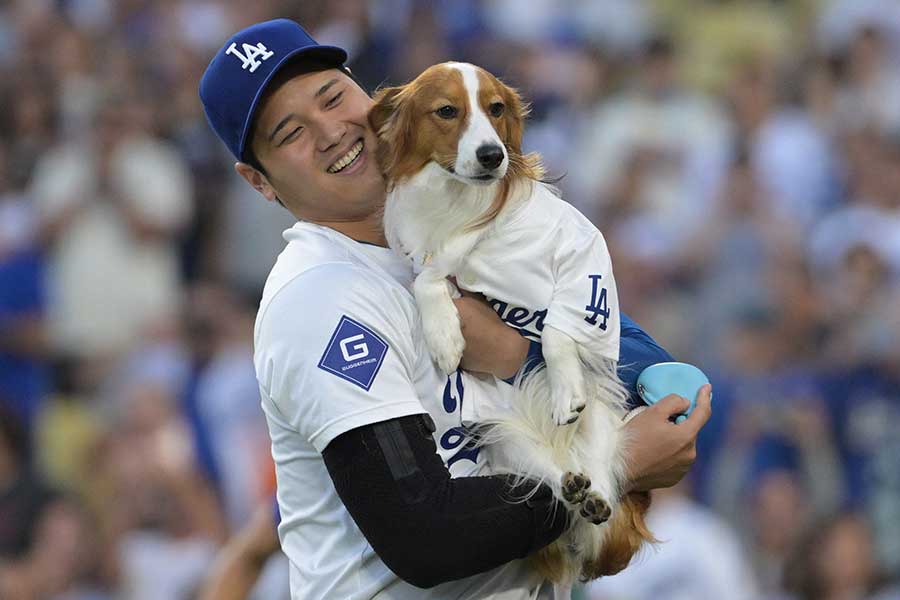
[561,471,592,506]
[579,492,612,526]
[551,387,586,426]
[423,314,465,374]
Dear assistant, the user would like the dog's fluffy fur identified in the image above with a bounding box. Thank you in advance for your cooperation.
[369,62,654,583]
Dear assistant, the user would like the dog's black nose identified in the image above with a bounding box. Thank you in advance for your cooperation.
[476,144,504,170]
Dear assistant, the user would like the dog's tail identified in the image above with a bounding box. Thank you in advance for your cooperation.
[582,491,656,580]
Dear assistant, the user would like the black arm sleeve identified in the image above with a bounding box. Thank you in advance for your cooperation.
[321,414,569,589]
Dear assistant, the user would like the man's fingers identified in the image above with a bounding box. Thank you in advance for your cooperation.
[684,384,713,431]
[652,393,691,417]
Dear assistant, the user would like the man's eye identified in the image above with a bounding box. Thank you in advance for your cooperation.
[282,127,302,144]
[326,91,343,108]
[436,105,458,119]
[489,102,505,117]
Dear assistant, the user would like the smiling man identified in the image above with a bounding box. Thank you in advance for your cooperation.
[200,19,710,600]
[234,59,386,243]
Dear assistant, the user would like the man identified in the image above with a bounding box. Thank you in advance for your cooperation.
[199,19,711,599]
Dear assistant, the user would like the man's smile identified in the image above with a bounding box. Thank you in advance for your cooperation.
[328,138,364,174]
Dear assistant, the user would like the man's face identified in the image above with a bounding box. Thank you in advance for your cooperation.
[248,67,384,221]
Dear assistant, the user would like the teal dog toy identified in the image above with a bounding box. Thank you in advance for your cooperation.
[636,362,710,424]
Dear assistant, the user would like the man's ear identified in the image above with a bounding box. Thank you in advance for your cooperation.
[235,162,278,203]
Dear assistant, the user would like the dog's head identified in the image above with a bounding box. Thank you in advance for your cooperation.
[369,62,542,205]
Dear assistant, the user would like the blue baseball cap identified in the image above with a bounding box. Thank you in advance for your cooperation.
[199,19,347,162]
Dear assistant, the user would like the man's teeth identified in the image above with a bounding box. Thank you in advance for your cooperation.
[328,141,364,173]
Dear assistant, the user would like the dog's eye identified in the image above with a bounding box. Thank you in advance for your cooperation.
[489,102,505,117]
[435,105,458,119]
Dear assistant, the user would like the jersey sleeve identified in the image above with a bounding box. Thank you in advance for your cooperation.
[543,220,621,364]
[254,263,426,453]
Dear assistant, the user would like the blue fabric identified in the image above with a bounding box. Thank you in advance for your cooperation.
[0,250,48,427]
[505,313,674,408]
[199,19,347,161]
[618,313,675,405]
[180,369,222,488]
[820,366,900,506]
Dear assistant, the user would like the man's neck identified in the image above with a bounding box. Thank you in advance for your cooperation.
[314,213,388,247]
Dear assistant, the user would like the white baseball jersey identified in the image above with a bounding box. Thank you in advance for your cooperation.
[453,182,620,364]
[253,221,551,600]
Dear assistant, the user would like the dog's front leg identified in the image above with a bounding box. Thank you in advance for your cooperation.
[414,232,484,373]
[541,325,588,426]
[415,267,466,373]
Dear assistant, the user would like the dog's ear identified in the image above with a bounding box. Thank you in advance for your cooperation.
[369,85,413,181]
[498,82,530,155]
[368,85,406,137]
[492,79,543,184]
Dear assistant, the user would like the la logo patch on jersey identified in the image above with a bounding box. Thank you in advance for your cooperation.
[318,316,388,391]
[225,41,274,73]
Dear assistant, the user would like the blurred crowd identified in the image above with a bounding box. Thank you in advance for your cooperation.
[0,1,899,599]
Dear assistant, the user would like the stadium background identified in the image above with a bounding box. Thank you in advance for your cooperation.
[1,0,899,598]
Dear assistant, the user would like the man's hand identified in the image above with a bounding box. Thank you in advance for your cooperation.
[453,291,528,380]
[622,384,712,492]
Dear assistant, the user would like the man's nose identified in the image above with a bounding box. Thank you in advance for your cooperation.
[318,123,346,153]
[476,144,504,170]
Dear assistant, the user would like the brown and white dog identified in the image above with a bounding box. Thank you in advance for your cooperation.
[368,62,654,583]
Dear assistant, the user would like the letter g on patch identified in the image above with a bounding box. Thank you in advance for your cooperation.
[339,334,369,361]
[319,316,388,390]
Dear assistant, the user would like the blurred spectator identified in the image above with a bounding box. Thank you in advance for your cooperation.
[809,130,900,284]
[0,142,49,428]
[686,154,801,358]
[93,380,226,599]
[822,359,900,578]
[783,513,900,600]
[749,64,838,232]
[834,26,900,136]
[0,495,110,600]
[0,406,57,559]
[571,35,732,265]
[31,92,192,375]
[708,394,845,593]
[480,0,651,54]
[198,499,288,600]
[189,282,273,527]
[221,174,295,293]
[585,482,758,600]
[518,44,613,185]
[818,0,900,59]
[654,0,812,94]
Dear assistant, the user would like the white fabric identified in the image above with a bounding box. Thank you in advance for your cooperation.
[118,531,217,600]
[456,183,621,364]
[254,221,550,600]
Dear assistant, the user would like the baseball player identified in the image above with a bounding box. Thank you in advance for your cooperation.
[199,19,711,600]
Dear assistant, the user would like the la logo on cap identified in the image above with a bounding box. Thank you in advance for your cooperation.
[226,42,275,73]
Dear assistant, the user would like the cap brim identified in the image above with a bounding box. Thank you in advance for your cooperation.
[237,45,348,162]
